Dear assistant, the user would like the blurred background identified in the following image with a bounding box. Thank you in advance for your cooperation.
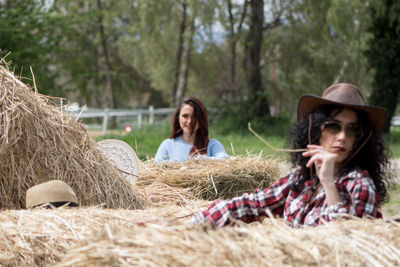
[1,0,399,133]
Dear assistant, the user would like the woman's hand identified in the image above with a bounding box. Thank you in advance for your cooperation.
[302,145,342,206]
[302,144,336,187]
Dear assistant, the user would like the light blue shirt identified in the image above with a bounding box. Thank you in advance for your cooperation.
[154,135,228,163]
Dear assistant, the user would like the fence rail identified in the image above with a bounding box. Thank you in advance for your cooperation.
[392,116,400,127]
[65,106,175,135]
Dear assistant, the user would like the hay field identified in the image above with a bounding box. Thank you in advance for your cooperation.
[1,206,399,267]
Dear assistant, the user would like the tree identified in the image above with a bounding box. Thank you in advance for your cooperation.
[50,0,159,108]
[225,0,247,102]
[0,0,62,95]
[243,0,270,118]
[365,0,400,132]
[170,0,196,107]
[259,0,373,117]
[96,0,116,110]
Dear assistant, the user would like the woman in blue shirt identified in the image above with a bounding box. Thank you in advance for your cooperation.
[155,97,228,163]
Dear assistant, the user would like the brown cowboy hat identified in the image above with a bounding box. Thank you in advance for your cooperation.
[297,83,387,133]
[26,180,79,208]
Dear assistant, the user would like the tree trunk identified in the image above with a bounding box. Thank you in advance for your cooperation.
[96,0,115,111]
[175,9,195,105]
[227,0,236,86]
[226,0,247,103]
[243,0,270,117]
[171,0,187,107]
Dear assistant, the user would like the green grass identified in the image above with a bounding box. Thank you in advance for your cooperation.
[384,128,400,158]
[97,121,400,160]
[98,120,291,161]
[97,122,171,161]
[382,184,400,218]
[212,132,288,158]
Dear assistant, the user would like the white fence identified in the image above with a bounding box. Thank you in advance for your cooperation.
[66,106,175,135]
[392,116,400,127]
[65,106,400,136]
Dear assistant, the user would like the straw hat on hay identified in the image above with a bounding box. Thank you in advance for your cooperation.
[0,64,145,209]
[26,180,78,208]
[97,139,140,185]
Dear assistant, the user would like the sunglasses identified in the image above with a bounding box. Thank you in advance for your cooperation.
[321,121,362,139]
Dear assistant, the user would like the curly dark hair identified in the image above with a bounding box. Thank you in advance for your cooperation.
[287,105,391,202]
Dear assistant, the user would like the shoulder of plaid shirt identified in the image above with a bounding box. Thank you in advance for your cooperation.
[191,167,381,228]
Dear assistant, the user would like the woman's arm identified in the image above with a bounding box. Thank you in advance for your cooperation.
[319,171,382,222]
[207,139,228,159]
[342,172,381,218]
[154,139,169,163]
[191,175,292,227]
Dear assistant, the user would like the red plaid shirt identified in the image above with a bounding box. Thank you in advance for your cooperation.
[191,167,382,227]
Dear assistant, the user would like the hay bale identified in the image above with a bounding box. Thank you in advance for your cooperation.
[138,155,282,200]
[1,207,399,266]
[0,64,144,209]
[0,206,204,266]
[55,217,400,267]
[141,180,198,207]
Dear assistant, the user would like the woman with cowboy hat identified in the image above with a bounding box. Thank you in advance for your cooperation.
[191,83,392,228]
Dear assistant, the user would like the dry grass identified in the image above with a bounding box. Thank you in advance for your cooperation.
[0,63,145,209]
[140,180,198,207]
[57,218,400,267]
[1,207,399,267]
[138,155,282,200]
[0,205,202,266]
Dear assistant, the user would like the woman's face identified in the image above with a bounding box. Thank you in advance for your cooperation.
[319,108,359,166]
[179,104,199,135]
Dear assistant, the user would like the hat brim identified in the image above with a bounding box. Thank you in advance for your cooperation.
[26,180,78,208]
[297,94,387,134]
[97,139,140,185]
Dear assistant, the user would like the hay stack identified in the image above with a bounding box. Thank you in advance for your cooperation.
[0,206,203,266]
[138,155,282,200]
[141,180,199,207]
[0,64,144,209]
[1,207,399,266]
[55,217,400,266]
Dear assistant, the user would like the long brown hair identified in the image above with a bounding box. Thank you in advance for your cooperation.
[170,97,209,156]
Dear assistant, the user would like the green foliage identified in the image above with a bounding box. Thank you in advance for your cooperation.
[117,0,181,101]
[0,0,62,95]
[210,103,292,137]
[265,0,373,119]
[384,129,400,157]
[365,0,400,132]
[2,0,395,119]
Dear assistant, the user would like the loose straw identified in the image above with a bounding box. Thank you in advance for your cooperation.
[248,122,306,153]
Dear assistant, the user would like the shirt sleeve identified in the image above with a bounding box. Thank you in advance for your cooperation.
[207,139,228,159]
[154,139,169,163]
[191,175,292,227]
[321,172,381,221]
